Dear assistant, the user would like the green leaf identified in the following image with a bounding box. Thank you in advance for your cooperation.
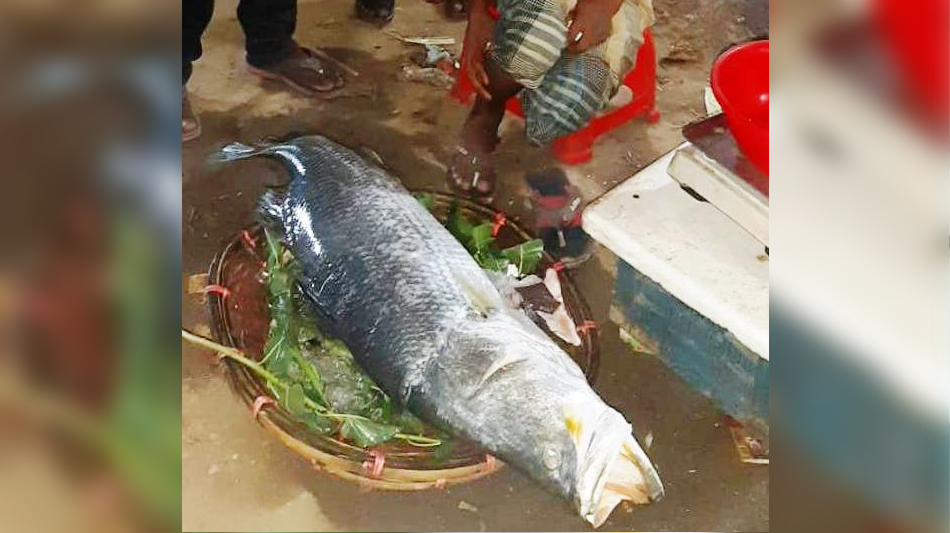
[447,206,475,242]
[339,418,400,447]
[470,223,494,252]
[264,227,282,264]
[501,238,544,275]
[263,336,293,375]
[286,359,306,384]
[292,345,326,404]
[302,416,334,434]
[282,383,333,434]
[416,192,435,211]
[474,250,509,271]
[297,320,322,344]
[365,388,395,422]
[429,438,454,466]
[267,270,292,299]
[283,383,309,417]
[394,410,426,435]
[322,338,353,360]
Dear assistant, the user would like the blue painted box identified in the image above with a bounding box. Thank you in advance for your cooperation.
[611,260,769,431]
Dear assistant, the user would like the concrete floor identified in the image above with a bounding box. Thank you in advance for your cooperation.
[182,0,769,530]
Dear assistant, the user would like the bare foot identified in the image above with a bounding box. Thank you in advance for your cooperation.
[447,105,503,200]
[448,146,495,199]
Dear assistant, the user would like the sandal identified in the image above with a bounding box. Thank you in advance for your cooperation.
[182,89,201,143]
[525,167,590,266]
[355,0,395,24]
[538,226,592,267]
[447,145,496,203]
[247,47,345,95]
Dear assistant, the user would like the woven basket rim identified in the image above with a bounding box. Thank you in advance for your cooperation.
[206,190,599,488]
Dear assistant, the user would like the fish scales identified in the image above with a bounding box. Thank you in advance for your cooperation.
[218,136,663,526]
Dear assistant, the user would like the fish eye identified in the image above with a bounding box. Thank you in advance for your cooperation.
[543,447,560,470]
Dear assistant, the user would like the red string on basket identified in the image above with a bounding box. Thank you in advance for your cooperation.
[241,229,257,249]
[252,395,276,418]
[491,212,507,237]
[200,284,231,298]
[576,320,597,335]
[362,449,386,478]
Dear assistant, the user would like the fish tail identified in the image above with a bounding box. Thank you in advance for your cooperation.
[210,141,266,164]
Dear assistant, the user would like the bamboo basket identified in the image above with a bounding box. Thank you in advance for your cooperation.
[207,192,599,490]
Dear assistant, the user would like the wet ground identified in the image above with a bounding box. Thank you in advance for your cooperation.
[182,0,769,530]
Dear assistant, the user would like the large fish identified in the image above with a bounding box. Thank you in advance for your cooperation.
[217,135,663,526]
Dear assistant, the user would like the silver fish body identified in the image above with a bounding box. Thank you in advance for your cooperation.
[218,135,663,526]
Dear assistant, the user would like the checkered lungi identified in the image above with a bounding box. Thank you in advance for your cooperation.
[490,0,654,143]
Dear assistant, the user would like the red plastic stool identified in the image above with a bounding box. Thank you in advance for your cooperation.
[451,23,659,165]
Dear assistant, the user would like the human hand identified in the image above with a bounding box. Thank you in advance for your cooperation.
[566,0,623,53]
[463,5,495,99]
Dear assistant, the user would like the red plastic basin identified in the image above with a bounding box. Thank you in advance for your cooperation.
[873,0,949,123]
[711,40,769,175]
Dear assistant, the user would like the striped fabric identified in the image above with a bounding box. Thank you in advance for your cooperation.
[491,0,653,143]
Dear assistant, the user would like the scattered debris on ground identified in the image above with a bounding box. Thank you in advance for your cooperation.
[661,41,703,65]
[399,64,455,88]
[410,44,460,73]
[399,42,459,88]
[724,416,769,464]
[384,30,456,46]
[458,501,478,512]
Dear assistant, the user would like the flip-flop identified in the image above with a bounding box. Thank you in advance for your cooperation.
[247,47,345,95]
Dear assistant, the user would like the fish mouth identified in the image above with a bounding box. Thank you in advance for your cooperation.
[574,410,664,528]
[586,434,664,527]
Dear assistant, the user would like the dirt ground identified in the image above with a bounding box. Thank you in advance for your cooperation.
[181,0,769,530]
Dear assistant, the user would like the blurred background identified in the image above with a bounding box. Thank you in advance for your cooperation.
[0,1,181,532]
[0,0,946,531]
[771,0,947,532]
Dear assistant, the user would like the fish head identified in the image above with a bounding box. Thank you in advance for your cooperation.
[465,331,583,499]
[455,315,663,526]
[562,397,665,527]
[521,420,582,502]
